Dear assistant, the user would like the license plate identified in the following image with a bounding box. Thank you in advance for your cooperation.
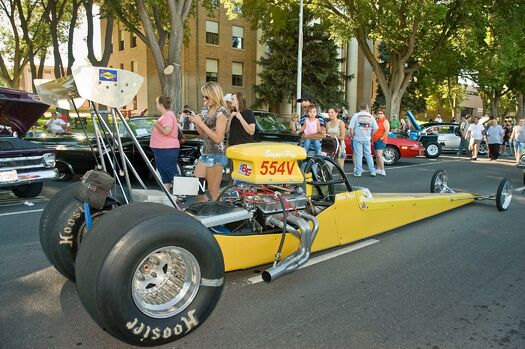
[0,170,18,183]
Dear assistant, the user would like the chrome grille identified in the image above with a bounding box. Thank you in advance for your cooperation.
[0,156,43,170]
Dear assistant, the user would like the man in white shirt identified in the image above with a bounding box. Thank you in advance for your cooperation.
[466,116,485,160]
[45,112,67,135]
[349,103,378,177]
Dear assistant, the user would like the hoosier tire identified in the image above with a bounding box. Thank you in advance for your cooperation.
[495,178,512,211]
[39,182,84,280]
[75,203,224,346]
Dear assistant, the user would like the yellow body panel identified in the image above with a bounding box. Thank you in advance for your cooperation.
[216,190,475,272]
[226,143,306,184]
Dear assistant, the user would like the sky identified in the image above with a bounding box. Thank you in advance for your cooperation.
[0,5,101,68]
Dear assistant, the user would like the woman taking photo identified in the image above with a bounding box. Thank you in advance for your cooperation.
[326,107,347,168]
[150,96,180,191]
[229,92,256,146]
[189,82,229,201]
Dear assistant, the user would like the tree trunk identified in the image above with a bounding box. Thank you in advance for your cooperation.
[492,91,500,119]
[518,93,524,118]
[66,1,82,75]
[85,0,113,67]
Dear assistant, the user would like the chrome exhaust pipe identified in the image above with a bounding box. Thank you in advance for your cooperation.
[262,214,319,282]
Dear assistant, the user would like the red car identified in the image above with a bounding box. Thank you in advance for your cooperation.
[345,136,424,165]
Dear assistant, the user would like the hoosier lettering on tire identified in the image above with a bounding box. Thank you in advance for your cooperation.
[75,203,224,346]
[39,182,87,281]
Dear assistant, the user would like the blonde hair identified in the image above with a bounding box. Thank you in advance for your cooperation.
[291,113,299,120]
[201,81,226,109]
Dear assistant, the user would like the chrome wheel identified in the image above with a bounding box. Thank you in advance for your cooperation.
[496,179,513,211]
[430,169,450,193]
[132,246,201,319]
[382,146,399,165]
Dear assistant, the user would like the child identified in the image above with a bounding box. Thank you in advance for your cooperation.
[297,105,322,155]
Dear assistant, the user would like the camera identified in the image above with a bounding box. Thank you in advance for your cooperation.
[183,109,192,114]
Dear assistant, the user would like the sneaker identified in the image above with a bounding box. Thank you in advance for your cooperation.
[379,170,386,176]
[370,172,377,177]
[353,172,361,177]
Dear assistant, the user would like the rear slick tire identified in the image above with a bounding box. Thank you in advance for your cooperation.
[39,182,83,280]
[75,203,224,347]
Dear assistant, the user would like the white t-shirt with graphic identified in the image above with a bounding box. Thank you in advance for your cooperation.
[468,123,485,140]
[349,111,378,141]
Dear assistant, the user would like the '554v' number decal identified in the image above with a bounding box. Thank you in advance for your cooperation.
[260,161,296,175]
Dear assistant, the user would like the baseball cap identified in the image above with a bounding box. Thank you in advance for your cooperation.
[296,91,314,103]
[224,93,233,102]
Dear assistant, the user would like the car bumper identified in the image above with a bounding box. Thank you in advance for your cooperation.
[0,168,58,188]
[398,145,425,158]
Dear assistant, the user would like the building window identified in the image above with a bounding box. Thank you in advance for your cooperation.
[206,59,219,82]
[233,4,242,14]
[118,30,125,51]
[232,26,244,49]
[133,96,138,110]
[131,61,138,73]
[206,21,219,45]
[232,62,243,86]
[130,33,137,48]
[119,63,124,70]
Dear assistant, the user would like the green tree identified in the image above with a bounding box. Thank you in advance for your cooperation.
[253,6,345,110]
[312,0,474,118]
[372,42,426,117]
[240,0,475,118]
[461,0,525,118]
[0,0,50,88]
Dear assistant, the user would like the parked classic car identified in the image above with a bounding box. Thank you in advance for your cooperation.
[32,112,300,180]
[345,136,424,165]
[30,117,203,180]
[0,87,58,198]
[419,122,488,155]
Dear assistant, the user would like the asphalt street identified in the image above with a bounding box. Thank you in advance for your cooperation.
[0,154,524,349]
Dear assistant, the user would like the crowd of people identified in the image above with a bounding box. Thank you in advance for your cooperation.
[151,81,525,201]
[457,114,525,164]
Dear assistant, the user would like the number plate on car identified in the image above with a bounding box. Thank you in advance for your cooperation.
[0,170,18,183]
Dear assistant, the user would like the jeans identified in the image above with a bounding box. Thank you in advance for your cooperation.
[457,137,471,156]
[353,140,375,175]
[152,147,180,184]
[303,139,322,155]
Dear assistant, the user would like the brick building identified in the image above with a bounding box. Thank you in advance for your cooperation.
[102,4,258,115]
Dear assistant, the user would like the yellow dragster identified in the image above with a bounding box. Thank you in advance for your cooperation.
[40,142,512,347]
[37,68,513,347]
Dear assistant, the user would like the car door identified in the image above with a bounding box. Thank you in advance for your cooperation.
[437,125,460,151]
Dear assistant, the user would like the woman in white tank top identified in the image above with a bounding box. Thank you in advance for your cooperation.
[326,107,347,168]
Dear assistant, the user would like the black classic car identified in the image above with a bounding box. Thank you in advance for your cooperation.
[32,111,299,181]
[30,117,202,181]
[1,87,58,197]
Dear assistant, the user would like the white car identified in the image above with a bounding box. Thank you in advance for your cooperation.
[420,123,487,155]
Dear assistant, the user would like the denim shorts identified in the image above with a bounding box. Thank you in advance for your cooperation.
[374,139,386,150]
[515,141,525,151]
[198,154,228,167]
